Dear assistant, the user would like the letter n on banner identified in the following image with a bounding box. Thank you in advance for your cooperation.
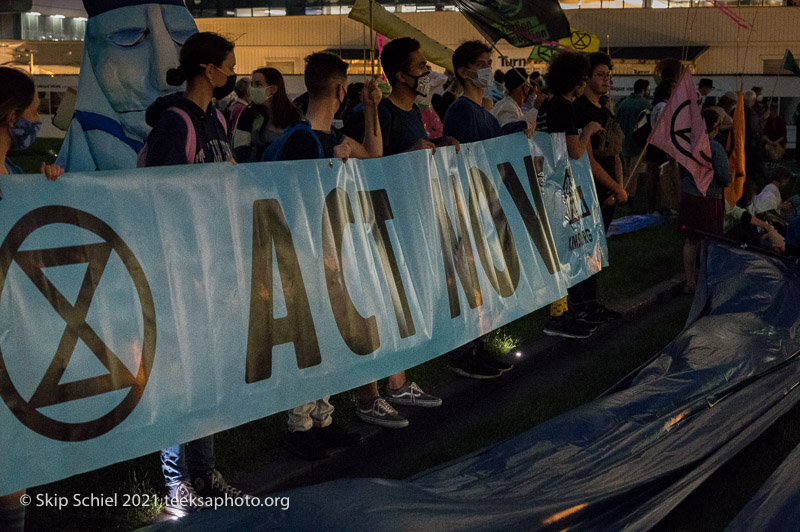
[497,156,560,275]
[467,167,520,298]
[245,200,322,383]
[431,175,482,318]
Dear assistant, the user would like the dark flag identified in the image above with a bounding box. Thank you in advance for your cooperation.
[454,0,571,48]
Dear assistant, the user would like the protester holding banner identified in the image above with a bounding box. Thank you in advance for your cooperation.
[569,52,624,325]
[141,33,236,168]
[680,109,732,294]
[351,37,446,426]
[0,65,64,532]
[232,68,303,163]
[138,32,245,515]
[442,41,532,144]
[537,51,603,339]
[271,51,382,457]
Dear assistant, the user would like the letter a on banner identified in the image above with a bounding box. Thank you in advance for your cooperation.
[245,199,321,383]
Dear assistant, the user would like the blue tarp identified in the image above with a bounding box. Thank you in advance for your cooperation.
[147,242,800,531]
[606,213,666,238]
[728,441,800,532]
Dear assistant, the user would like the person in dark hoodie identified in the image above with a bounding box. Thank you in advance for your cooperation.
[140,32,243,517]
[142,32,235,167]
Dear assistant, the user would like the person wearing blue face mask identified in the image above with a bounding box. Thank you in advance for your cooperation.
[442,40,533,145]
[0,67,64,183]
[56,0,198,172]
[0,66,62,532]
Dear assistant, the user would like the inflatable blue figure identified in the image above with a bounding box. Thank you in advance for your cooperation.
[57,0,197,171]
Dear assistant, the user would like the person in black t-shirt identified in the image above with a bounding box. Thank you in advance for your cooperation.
[352,38,453,426]
[280,52,382,461]
[538,52,605,340]
[569,52,624,327]
[279,53,382,162]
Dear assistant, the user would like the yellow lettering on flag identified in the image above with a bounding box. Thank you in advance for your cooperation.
[349,0,455,71]
[724,88,746,209]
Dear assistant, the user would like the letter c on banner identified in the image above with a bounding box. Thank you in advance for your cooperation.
[467,167,520,298]
[322,188,380,355]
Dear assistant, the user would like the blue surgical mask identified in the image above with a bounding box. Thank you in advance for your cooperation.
[10,116,42,151]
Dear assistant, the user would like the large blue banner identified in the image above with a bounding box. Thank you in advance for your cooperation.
[0,132,606,494]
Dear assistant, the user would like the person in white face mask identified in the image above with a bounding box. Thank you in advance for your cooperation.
[492,67,539,129]
[231,67,303,162]
[442,40,533,145]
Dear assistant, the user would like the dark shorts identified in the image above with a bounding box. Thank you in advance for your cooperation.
[679,192,724,236]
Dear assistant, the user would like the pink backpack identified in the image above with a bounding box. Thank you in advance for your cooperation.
[137,106,228,167]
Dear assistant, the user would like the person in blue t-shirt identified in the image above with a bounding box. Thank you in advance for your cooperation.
[442,40,532,144]
[276,52,381,460]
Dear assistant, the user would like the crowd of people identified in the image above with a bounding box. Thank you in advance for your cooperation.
[2,29,800,525]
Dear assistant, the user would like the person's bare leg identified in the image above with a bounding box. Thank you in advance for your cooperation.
[358,382,379,404]
[387,371,406,390]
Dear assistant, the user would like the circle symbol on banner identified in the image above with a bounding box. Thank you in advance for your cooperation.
[0,206,156,442]
[570,31,592,51]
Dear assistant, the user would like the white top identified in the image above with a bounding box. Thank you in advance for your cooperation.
[753,183,781,213]
[492,95,538,128]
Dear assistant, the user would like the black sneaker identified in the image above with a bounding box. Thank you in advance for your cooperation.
[165,480,207,517]
[316,424,362,449]
[285,429,328,460]
[476,354,514,373]
[450,357,502,379]
[543,315,593,339]
[570,307,605,326]
[192,470,246,500]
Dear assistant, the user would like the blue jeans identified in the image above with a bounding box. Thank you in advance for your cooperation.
[161,436,215,486]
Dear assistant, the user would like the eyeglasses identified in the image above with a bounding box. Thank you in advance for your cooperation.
[594,72,612,80]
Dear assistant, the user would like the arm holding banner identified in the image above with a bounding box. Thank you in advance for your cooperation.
[345,78,383,159]
[587,143,628,204]
[567,121,602,160]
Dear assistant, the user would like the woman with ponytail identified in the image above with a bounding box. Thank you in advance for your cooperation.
[140,32,247,517]
[231,67,302,162]
[141,32,236,167]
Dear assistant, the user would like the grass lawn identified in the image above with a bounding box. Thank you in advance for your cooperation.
[7,138,62,174]
[23,218,687,531]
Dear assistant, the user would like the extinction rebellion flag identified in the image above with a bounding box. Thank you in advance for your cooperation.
[454,0,571,48]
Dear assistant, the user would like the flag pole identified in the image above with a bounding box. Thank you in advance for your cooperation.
[368,0,378,136]
[624,142,649,190]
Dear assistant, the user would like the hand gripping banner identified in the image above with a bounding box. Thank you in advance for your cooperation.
[0,132,606,494]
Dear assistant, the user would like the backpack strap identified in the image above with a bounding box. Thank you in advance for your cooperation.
[164,107,196,164]
[214,107,229,137]
[291,123,325,159]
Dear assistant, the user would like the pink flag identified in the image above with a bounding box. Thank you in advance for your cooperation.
[648,70,714,196]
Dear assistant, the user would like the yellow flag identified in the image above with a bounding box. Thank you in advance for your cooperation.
[724,88,746,209]
[349,0,455,71]
[559,28,600,53]
[529,28,599,62]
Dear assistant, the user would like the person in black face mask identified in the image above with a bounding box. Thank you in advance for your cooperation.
[140,32,246,517]
[141,31,236,166]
